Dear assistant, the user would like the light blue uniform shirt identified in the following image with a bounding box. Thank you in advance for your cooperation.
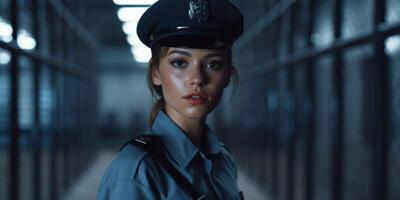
[97,111,242,200]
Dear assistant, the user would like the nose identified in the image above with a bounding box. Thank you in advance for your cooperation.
[189,63,207,86]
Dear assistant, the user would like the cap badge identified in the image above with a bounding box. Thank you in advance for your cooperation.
[188,0,209,22]
[213,40,225,48]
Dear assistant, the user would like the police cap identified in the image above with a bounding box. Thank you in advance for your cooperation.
[137,0,244,49]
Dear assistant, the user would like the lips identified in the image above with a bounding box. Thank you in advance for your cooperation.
[183,92,208,105]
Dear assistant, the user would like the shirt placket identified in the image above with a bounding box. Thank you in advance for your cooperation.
[199,153,222,200]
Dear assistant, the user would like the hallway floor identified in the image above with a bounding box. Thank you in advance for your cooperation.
[62,150,270,200]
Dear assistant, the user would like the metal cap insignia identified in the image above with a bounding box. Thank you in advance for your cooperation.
[188,0,209,22]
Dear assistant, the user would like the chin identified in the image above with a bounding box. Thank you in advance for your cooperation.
[183,107,212,119]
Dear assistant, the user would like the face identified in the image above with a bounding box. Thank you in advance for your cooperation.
[152,47,231,121]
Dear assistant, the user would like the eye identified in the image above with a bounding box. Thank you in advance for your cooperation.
[205,61,224,70]
[170,59,187,68]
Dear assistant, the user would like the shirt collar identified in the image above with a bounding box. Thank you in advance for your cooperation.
[151,111,223,168]
[201,126,223,155]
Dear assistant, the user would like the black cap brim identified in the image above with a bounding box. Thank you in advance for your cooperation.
[151,32,230,49]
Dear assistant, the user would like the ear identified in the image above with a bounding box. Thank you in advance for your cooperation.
[152,67,162,86]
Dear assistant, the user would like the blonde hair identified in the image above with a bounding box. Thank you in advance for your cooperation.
[147,46,239,126]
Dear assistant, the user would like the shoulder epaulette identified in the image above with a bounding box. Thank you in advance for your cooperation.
[120,134,161,152]
[121,133,206,200]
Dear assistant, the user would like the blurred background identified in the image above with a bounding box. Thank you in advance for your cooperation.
[0,0,399,200]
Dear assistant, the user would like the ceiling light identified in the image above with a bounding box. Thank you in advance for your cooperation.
[127,35,142,46]
[0,50,11,65]
[17,29,36,50]
[385,35,400,55]
[117,7,148,22]
[0,20,12,37]
[130,45,151,63]
[0,35,12,43]
[0,18,13,43]
[113,0,157,5]
[122,21,138,35]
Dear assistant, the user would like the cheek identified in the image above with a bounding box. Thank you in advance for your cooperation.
[208,73,229,98]
[160,68,187,98]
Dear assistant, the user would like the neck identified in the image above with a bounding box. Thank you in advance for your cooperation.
[164,107,206,148]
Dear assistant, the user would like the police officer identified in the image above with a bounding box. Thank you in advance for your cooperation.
[97,0,244,199]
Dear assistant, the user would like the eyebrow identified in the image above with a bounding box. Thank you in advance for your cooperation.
[204,53,226,59]
[167,50,191,57]
[167,49,226,58]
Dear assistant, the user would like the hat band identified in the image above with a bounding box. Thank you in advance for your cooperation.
[149,25,233,47]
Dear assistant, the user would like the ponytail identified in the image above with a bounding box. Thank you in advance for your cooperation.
[148,98,165,126]
[147,46,170,127]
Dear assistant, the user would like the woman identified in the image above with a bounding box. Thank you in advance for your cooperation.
[97,0,244,199]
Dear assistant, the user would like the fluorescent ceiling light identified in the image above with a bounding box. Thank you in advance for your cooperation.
[122,21,138,35]
[130,45,151,63]
[0,49,11,65]
[117,7,148,22]
[0,35,12,43]
[0,20,12,37]
[385,35,400,55]
[127,35,142,46]
[17,29,36,50]
[113,0,157,5]
[0,18,13,42]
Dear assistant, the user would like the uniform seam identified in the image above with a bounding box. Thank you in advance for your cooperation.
[105,178,153,190]
[132,153,152,179]
[119,145,152,180]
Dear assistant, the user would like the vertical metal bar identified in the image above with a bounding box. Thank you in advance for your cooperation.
[304,0,315,199]
[60,5,70,192]
[293,68,305,200]
[304,63,316,200]
[52,67,61,200]
[372,0,388,200]
[63,76,69,192]
[32,0,42,199]
[9,0,20,199]
[53,62,64,200]
[277,71,285,199]
[73,78,79,180]
[265,80,272,188]
[78,79,83,175]
[287,74,295,200]
[73,43,80,185]
[277,13,290,199]
[262,3,274,189]
[271,78,278,198]
[271,29,280,196]
[287,3,296,200]
[46,2,58,199]
[304,65,316,200]
[271,17,282,198]
[332,0,344,200]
